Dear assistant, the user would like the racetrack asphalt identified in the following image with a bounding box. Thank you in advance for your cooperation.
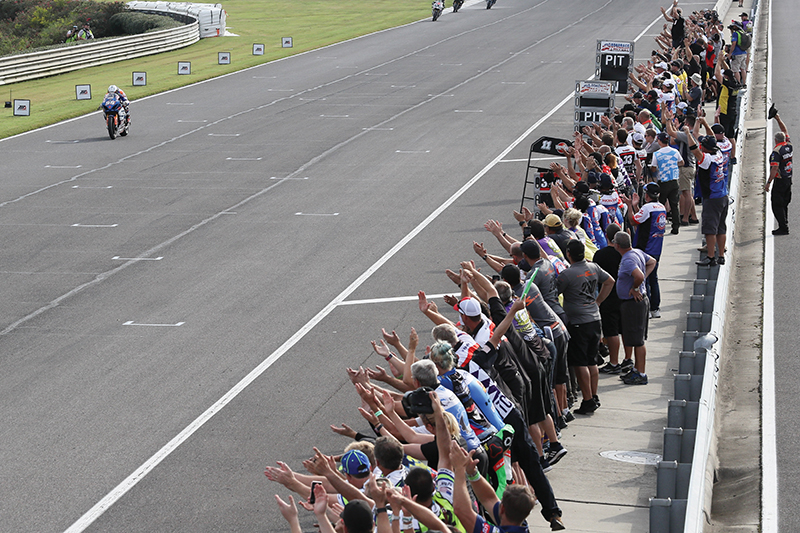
[0,1,722,531]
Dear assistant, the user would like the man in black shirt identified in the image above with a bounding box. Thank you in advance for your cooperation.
[765,106,793,235]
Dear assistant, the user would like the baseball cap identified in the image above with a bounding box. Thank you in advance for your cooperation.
[655,61,668,70]
[700,135,719,152]
[740,12,749,17]
[657,131,670,143]
[575,181,590,195]
[599,173,614,190]
[543,213,563,228]
[340,500,374,533]
[587,171,599,185]
[644,182,661,197]
[520,239,540,260]
[671,59,683,68]
[633,91,643,99]
[457,297,482,317]
[677,102,688,110]
[632,132,645,144]
[341,450,371,478]
[662,78,675,88]
[711,123,725,135]
[646,89,659,100]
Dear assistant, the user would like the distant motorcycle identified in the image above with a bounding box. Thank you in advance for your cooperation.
[432,0,444,20]
[101,93,129,140]
[453,0,464,12]
[486,0,496,8]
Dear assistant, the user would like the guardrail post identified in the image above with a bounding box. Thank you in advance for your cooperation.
[693,279,717,297]
[679,350,706,375]
[667,399,686,428]
[657,460,679,499]
[649,498,672,533]
[681,429,697,463]
[663,427,683,462]
[696,262,719,281]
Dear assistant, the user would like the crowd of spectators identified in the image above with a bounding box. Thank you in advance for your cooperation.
[264,1,760,532]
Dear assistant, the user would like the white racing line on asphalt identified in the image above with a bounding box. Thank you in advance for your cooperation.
[62,7,667,532]
[762,0,778,529]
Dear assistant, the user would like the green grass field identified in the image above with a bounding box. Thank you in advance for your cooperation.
[0,1,429,139]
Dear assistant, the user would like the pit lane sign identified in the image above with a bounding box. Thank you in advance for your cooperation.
[595,40,634,94]
[574,80,614,132]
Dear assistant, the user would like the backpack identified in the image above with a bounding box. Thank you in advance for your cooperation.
[737,31,752,50]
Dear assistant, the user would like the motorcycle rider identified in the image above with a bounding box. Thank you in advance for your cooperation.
[105,85,130,126]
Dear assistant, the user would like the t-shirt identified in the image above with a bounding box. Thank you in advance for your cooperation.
[435,386,481,451]
[770,140,793,181]
[454,333,517,420]
[556,260,611,325]
[652,145,683,182]
[530,258,566,319]
[617,248,652,300]
[696,151,728,199]
[592,245,622,309]
[439,369,505,436]
[407,468,466,533]
[632,201,666,257]
[615,144,638,177]
[513,282,567,337]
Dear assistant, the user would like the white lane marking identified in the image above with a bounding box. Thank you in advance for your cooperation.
[320,114,350,118]
[111,256,163,261]
[500,156,561,162]
[364,72,388,76]
[166,102,194,106]
[501,81,526,84]
[454,110,483,113]
[428,94,454,97]
[71,224,118,228]
[338,293,448,306]
[123,321,185,327]
[363,127,394,131]
[46,140,80,144]
[763,0,778,530]
[440,63,463,66]
[391,85,416,88]
[270,176,308,180]
[226,157,263,161]
[267,89,295,92]
[72,186,113,189]
[299,97,327,101]
[45,165,82,169]
[208,133,240,137]
[295,212,339,216]
[252,76,277,79]
[396,150,430,153]
[177,120,208,123]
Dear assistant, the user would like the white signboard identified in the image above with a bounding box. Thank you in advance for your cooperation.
[132,72,147,86]
[282,37,293,48]
[13,99,30,116]
[576,80,614,96]
[75,84,91,100]
[218,52,231,65]
[253,43,265,55]
[178,61,192,75]
[598,41,633,53]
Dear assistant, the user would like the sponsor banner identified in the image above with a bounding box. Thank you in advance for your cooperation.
[75,84,91,100]
[598,40,633,53]
[253,43,265,55]
[178,61,191,75]
[218,52,231,65]
[132,72,147,86]
[14,99,30,116]
[282,37,293,48]
[576,80,614,95]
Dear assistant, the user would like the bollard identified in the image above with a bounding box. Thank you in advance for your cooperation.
[667,399,687,428]
[650,498,672,533]
[657,460,679,499]
[663,427,684,462]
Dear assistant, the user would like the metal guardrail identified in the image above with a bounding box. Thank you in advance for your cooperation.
[0,20,199,86]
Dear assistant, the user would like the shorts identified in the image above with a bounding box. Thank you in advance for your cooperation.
[565,320,601,367]
[619,297,649,347]
[679,165,696,192]
[553,334,569,385]
[599,300,621,337]
[701,196,729,235]
[730,53,747,72]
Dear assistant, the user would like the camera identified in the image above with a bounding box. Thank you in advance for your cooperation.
[402,387,435,416]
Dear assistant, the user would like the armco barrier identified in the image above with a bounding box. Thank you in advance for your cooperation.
[648,0,761,530]
[0,22,199,86]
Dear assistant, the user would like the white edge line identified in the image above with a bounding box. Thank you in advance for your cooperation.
[762,0,778,529]
[338,293,449,306]
[62,85,576,533]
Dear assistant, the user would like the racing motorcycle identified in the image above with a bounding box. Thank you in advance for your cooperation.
[432,0,444,20]
[453,0,464,12]
[101,93,129,140]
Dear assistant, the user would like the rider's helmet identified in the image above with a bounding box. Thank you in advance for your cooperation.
[108,85,119,94]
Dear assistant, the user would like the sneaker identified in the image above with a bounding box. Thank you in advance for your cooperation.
[540,455,553,473]
[598,342,610,359]
[697,244,708,252]
[650,308,661,319]
[729,157,737,165]
[546,442,568,465]
[593,394,601,407]
[688,218,700,224]
[563,410,575,423]
[681,220,689,226]
[671,227,680,235]
[622,370,649,385]
[550,516,566,531]
[696,256,717,266]
[773,227,790,235]
[717,256,726,265]
[620,358,634,371]
[556,416,568,430]
[574,399,598,415]
[599,362,622,374]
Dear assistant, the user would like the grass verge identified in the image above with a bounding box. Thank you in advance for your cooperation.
[0,0,428,140]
